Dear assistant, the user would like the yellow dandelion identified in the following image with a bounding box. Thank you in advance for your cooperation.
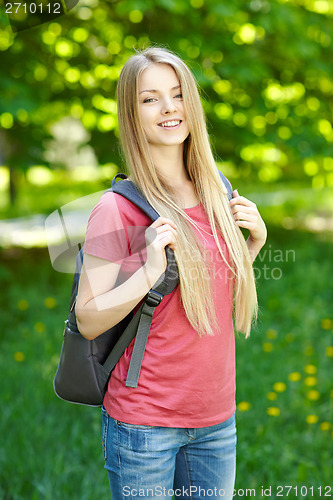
[331,390,333,399]
[263,342,273,352]
[273,382,287,393]
[285,333,295,343]
[306,390,320,401]
[17,299,29,311]
[304,376,317,386]
[14,352,25,362]
[288,372,301,382]
[304,364,317,374]
[267,407,280,417]
[320,422,331,431]
[44,297,57,309]
[326,346,333,358]
[266,329,278,339]
[267,392,277,401]
[306,415,318,424]
[321,318,332,330]
[34,322,46,333]
[304,346,315,356]
[238,401,252,412]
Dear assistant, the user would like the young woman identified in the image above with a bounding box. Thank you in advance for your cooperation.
[76,47,267,499]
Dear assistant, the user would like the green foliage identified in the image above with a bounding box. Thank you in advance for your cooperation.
[1,0,333,200]
[235,227,333,494]
[0,163,118,218]
[0,229,332,498]
[1,5,332,497]
[0,248,108,499]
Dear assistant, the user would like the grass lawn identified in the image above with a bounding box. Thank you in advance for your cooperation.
[0,226,332,499]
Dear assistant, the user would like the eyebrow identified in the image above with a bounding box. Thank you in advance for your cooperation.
[139,85,181,95]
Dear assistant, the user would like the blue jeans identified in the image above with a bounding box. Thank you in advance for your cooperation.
[101,406,236,499]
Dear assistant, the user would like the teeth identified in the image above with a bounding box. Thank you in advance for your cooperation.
[161,120,180,127]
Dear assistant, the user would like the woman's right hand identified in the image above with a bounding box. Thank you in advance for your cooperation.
[144,217,177,283]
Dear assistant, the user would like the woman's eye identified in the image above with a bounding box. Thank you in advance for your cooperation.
[143,97,156,103]
[175,93,183,99]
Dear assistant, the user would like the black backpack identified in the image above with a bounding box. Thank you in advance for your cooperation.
[53,172,233,406]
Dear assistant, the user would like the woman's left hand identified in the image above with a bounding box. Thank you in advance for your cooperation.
[230,190,267,246]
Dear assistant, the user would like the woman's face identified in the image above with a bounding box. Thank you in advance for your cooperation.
[138,63,189,150]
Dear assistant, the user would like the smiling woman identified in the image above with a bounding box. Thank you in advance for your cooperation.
[75,46,266,500]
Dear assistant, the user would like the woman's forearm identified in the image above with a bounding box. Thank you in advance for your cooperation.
[76,264,160,340]
[247,236,266,264]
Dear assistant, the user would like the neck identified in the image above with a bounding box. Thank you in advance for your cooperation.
[149,143,189,186]
[148,143,199,208]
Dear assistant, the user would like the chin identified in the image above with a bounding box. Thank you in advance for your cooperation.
[160,134,189,146]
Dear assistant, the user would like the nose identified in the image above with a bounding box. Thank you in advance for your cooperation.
[161,96,177,115]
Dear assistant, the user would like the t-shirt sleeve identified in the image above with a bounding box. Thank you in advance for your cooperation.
[84,192,130,264]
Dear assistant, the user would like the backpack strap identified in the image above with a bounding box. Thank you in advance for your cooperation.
[102,175,179,387]
[111,170,233,213]
[102,297,156,379]
[103,171,232,388]
[103,291,163,388]
[110,174,160,221]
[218,170,233,201]
[103,249,178,388]
[124,247,178,387]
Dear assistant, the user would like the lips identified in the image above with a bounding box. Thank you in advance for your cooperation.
[158,120,182,128]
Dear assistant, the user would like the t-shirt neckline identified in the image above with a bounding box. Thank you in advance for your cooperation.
[183,202,202,212]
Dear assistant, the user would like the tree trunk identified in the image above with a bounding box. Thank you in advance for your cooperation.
[9,167,17,205]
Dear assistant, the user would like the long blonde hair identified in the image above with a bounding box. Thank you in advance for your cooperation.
[117,47,257,337]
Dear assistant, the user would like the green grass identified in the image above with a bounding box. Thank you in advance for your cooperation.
[235,228,333,497]
[0,228,332,499]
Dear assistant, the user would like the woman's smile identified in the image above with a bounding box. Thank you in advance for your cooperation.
[157,119,182,129]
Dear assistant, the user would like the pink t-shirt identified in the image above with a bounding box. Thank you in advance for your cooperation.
[84,191,236,427]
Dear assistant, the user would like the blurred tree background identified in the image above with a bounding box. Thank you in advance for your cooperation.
[0,0,332,498]
[0,0,333,226]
